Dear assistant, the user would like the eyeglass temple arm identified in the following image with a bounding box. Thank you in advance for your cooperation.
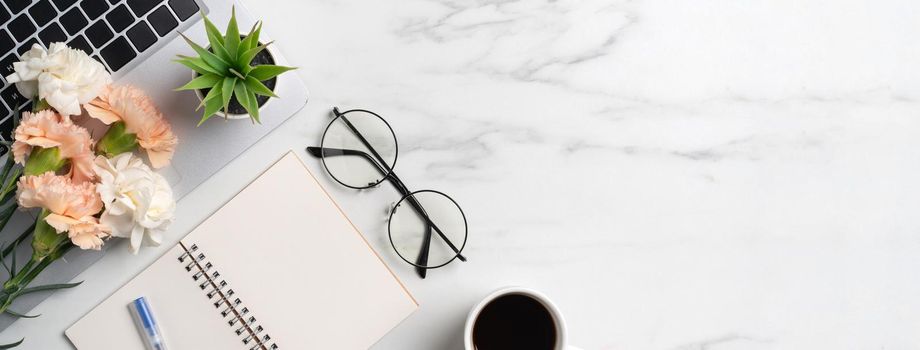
[305,146,467,262]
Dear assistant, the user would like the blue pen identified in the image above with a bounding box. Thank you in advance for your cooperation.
[129,297,169,350]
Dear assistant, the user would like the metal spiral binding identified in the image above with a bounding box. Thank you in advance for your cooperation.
[178,243,279,350]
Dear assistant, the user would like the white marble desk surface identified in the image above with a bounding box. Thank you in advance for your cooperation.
[6,0,920,349]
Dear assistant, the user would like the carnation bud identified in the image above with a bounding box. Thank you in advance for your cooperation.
[96,121,139,157]
[31,210,69,260]
[24,147,67,177]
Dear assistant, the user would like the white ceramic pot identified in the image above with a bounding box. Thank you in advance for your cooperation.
[464,286,583,350]
[192,43,281,120]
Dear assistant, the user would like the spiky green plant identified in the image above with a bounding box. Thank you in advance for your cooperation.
[175,8,296,126]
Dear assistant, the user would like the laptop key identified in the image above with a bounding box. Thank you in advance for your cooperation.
[168,0,198,21]
[0,31,13,54]
[60,7,88,35]
[1,86,22,112]
[100,36,136,71]
[7,0,32,14]
[0,107,9,132]
[18,38,39,55]
[8,14,35,41]
[0,117,14,142]
[126,0,158,17]
[126,20,156,52]
[51,0,77,11]
[148,5,177,37]
[68,35,92,53]
[0,53,17,76]
[80,0,109,20]
[86,21,114,48]
[29,0,57,26]
[0,5,11,25]
[38,22,67,46]
[106,4,134,32]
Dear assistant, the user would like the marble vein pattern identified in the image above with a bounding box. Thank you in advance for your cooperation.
[4,0,919,349]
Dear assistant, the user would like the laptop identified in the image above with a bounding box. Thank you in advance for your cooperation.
[0,0,309,331]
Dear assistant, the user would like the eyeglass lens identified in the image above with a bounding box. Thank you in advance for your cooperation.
[320,110,397,189]
[389,190,467,268]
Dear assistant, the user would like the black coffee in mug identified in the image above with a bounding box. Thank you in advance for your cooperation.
[472,294,558,350]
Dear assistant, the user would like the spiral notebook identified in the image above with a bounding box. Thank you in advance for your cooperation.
[65,151,418,349]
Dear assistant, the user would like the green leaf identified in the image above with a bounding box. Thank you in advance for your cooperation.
[199,91,224,126]
[200,16,232,63]
[18,281,83,296]
[0,149,13,182]
[248,65,296,81]
[233,83,259,124]
[210,38,233,64]
[175,56,220,75]
[202,14,224,52]
[0,338,23,349]
[9,237,16,276]
[244,76,277,98]
[224,6,241,57]
[2,167,21,198]
[176,74,222,91]
[233,81,249,111]
[196,83,222,110]
[220,77,236,115]
[179,33,229,73]
[0,243,10,277]
[239,21,262,53]
[228,68,246,80]
[0,223,34,259]
[0,208,22,258]
[246,89,260,124]
[238,41,273,69]
[11,107,19,127]
[4,309,39,318]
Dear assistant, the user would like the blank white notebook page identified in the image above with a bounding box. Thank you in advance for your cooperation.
[66,151,418,349]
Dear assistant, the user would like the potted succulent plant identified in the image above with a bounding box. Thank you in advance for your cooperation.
[175,8,295,125]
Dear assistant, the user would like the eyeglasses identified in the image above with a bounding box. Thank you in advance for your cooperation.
[307,107,468,279]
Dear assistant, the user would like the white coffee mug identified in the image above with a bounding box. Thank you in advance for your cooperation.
[464,286,583,350]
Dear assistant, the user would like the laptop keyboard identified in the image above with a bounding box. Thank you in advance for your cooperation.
[0,0,202,153]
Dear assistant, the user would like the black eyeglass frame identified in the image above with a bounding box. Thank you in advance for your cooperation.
[307,107,468,278]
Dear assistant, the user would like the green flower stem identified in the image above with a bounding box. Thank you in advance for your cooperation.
[0,152,22,237]
[23,147,67,177]
[0,255,59,313]
[95,121,138,157]
[0,242,75,301]
[0,211,73,315]
[3,210,65,290]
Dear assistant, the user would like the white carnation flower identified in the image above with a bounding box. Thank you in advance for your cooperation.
[93,153,175,254]
[5,42,111,116]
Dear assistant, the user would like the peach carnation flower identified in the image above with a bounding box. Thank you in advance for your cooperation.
[84,85,177,168]
[17,172,109,250]
[12,110,95,183]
